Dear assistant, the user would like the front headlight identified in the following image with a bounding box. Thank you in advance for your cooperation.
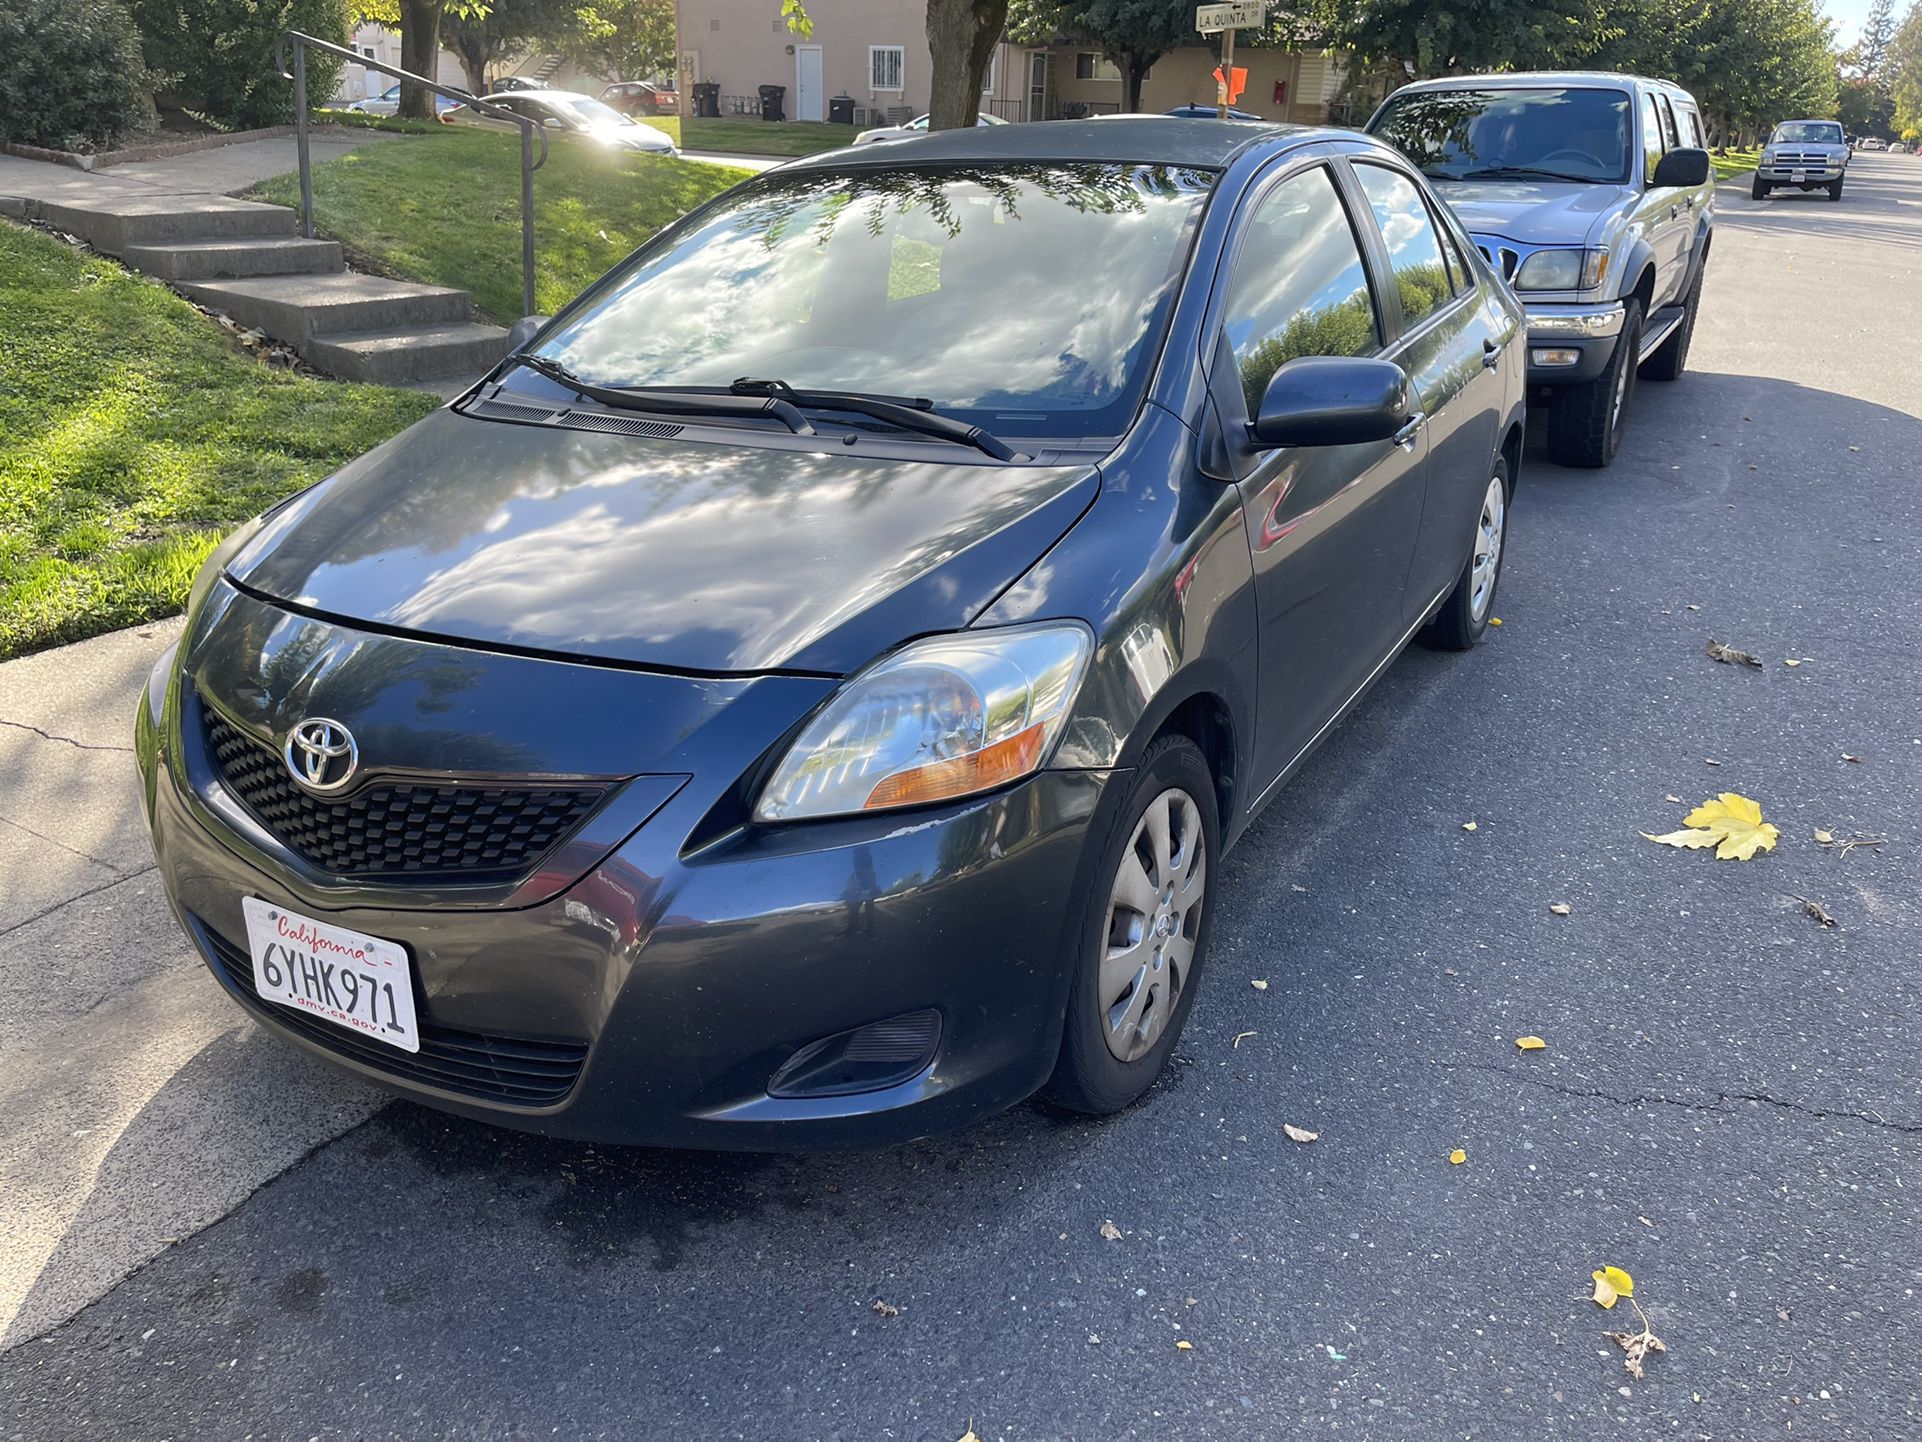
[1513,248,1609,291]
[754,623,1094,822]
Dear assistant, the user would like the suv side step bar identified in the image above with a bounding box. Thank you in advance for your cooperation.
[1638,305,1689,362]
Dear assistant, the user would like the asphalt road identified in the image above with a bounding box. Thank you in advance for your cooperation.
[4,154,1920,1442]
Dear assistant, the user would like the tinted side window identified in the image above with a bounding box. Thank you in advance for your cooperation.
[1221,166,1380,413]
[1656,94,1681,150]
[1641,93,1665,177]
[1352,163,1455,331]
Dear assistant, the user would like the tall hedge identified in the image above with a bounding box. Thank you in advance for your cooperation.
[0,0,153,153]
[131,0,350,130]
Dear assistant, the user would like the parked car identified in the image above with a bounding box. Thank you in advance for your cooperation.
[345,82,470,118]
[1164,104,1264,120]
[854,112,1008,144]
[1369,71,1714,468]
[448,89,677,154]
[489,75,546,93]
[1753,119,1848,200]
[601,80,676,116]
[1858,136,1889,151]
[138,117,1525,1148]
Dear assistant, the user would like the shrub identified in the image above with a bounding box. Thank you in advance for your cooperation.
[0,0,153,153]
[131,0,349,131]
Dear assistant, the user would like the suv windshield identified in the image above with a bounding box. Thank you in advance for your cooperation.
[533,163,1217,440]
[1369,87,1633,184]
[1771,121,1843,144]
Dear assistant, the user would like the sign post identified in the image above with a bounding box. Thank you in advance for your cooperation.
[1195,2,1264,119]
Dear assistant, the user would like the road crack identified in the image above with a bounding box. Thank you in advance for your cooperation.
[1434,1058,1922,1136]
[0,718,134,753]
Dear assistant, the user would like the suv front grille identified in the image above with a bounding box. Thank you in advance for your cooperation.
[202,701,608,881]
[1476,243,1520,280]
[193,916,588,1106]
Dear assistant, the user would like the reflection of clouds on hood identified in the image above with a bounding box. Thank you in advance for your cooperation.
[542,165,1210,421]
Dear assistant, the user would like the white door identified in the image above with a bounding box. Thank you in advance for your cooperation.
[795,46,823,122]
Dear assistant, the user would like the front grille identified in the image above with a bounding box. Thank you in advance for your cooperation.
[202,702,608,881]
[195,916,588,1106]
[1476,243,1520,280]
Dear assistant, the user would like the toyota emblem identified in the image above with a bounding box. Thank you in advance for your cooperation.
[283,717,359,794]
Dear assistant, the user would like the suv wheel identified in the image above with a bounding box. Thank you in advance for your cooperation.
[1752,176,1771,200]
[1828,177,1844,201]
[1547,297,1644,469]
[1641,269,1701,383]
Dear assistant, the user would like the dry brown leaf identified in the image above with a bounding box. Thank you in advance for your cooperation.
[1842,753,1860,763]
[1283,1123,1319,1144]
[1706,639,1762,668]
[1813,827,1835,844]
[1098,1220,1122,1241]
[1791,895,1836,927]
[872,1299,900,1318]
[1548,902,1572,916]
[1665,793,1684,803]
[1704,757,1723,766]
[1606,1326,1668,1380]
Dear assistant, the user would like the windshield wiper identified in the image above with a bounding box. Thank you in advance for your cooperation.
[1451,165,1598,183]
[730,378,1024,463]
[503,354,814,435]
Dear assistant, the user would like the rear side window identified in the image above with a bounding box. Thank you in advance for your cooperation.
[1656,94,1681,150]
[1641,93,1665,176]
[1220,165,1379,412]
[1683,108,1704,148]
[1352,163,1456,332]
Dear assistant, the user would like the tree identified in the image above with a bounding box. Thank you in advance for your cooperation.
[1009,0,1192,112]
[0,0,151,152]
[568,0,675,82]
[132,0,350,128]
[1856,0,1897,77]
[927,0,1008,129]
[442,0,590,93]
[1293,0,1620,78]
[1894,2,1922,137]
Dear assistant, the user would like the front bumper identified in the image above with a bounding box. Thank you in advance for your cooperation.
[138,605,1116,1150]
[1522,301,1625,385]
[1758,162,1843,185]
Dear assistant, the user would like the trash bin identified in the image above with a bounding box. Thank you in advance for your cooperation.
[692,81,720,118]
[828,93,855,125]
[758,84,786,122]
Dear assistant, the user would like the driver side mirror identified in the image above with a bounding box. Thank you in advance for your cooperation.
[1651,147,1710,187]
[1249,356,1411,449]
[506,314,550,351]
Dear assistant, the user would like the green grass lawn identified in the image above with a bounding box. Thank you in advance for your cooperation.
[639,115,860,157]
[251,128,751,321]
[0,222,438,660]
[1711,149,1762,179]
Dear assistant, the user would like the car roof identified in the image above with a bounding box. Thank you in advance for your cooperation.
[1388,71,1694,99]
[481,89,595,103]
[782,116,1344,172]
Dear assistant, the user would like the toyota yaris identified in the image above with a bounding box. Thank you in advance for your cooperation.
[138,119,1525,1147]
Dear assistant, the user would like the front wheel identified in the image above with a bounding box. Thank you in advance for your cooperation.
[1423,458,1510,651]
[1546,298,1643,469]
[1043,736,1218,1116]
[1829,178,1845,201]
[1752,177,1771,200]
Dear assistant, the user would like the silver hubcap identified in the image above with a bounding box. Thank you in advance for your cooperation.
[1610,342,1633,431]
[1470,475,1505,621]
[1100,787,1206,1063]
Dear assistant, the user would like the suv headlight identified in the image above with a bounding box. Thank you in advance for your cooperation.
[754,623,1093,822]
[1513,248,1610,291]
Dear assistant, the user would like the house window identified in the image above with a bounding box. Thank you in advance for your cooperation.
[870,45,905,91]
[982,52,996,96]
[1074,52,1120,81]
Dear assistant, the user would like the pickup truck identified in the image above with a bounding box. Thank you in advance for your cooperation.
[1368,72,1714,468]
[1754,120,1849,199]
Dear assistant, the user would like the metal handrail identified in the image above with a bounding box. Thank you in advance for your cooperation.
[275,29,548,316]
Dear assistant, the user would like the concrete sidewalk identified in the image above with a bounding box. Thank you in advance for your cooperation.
[0,133,392,207]
[0,623,382,1353]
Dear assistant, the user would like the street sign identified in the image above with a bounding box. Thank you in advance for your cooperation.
[1196,1,1266,33]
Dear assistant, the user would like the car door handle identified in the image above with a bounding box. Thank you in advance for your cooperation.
[1669,203,1681,219]
[1482,338,1503,368]
[1393,414,1425,450]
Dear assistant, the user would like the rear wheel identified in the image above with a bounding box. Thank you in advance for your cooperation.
[1546,297,1643,469]
[1423,458,1510,651]
[1752,176,1771,200]
[1044,736,1217,1116]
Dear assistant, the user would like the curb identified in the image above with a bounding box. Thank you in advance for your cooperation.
[3,125,382,173]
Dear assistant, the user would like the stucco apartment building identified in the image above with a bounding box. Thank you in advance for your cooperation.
[675,0,1367,128]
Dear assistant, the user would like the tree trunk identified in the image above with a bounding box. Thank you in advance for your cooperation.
[1124,53,1150,113]
[927,0,1007,130]
[451,37,490,99]
[399,0,447,120]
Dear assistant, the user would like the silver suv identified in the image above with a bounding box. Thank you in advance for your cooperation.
[1368,72,1714,468]
[1755,120,1848,200]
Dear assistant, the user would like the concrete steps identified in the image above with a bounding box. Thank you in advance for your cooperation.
[12,189,506,385]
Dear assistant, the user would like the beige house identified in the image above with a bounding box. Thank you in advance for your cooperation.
[674,0,1362,127]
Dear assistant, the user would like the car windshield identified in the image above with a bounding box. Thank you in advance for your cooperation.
[531,162,1217,440]
[1370,87,1633,183]
[1772,122,1843,144]
[554,96,632,126]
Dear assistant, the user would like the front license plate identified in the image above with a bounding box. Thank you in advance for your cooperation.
[240,896,420,1053]
[1790,171,1807,182]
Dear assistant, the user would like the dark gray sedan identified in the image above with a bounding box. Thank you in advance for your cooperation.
[138,119,1525,1147]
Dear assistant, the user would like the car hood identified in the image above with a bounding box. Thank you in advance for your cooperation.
[1426,178,1628,247]
[228,408,1099,677]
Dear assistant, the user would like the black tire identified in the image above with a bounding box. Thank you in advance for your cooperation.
[1829,178,1844,201]
[1423,455,1511,651]
[1751,176,1770,200]
[1043,735,1219,1117]
[1546,297,1643,469]
[1640,268,1701,383]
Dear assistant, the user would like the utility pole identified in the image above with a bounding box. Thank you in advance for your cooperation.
[1195,2,1265,118]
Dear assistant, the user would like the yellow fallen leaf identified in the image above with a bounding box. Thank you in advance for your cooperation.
[1449,1148,1466,1165]
[1783,658,1802,667]
[1489,617,1502,626]
[1599,1264,1634,1296]
[1642,792,1779,861]
[1283,1123,1318,1143]
[1515,1035,1547,1050]
[1591,1272,1620,1309]
[1175,1339,1194,1351]
[1250,979,1269,991]
[1462,821,1478,832]
[1548,902,1571,916]
[958,1427,980,1442]
[1813,828,1834,844]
